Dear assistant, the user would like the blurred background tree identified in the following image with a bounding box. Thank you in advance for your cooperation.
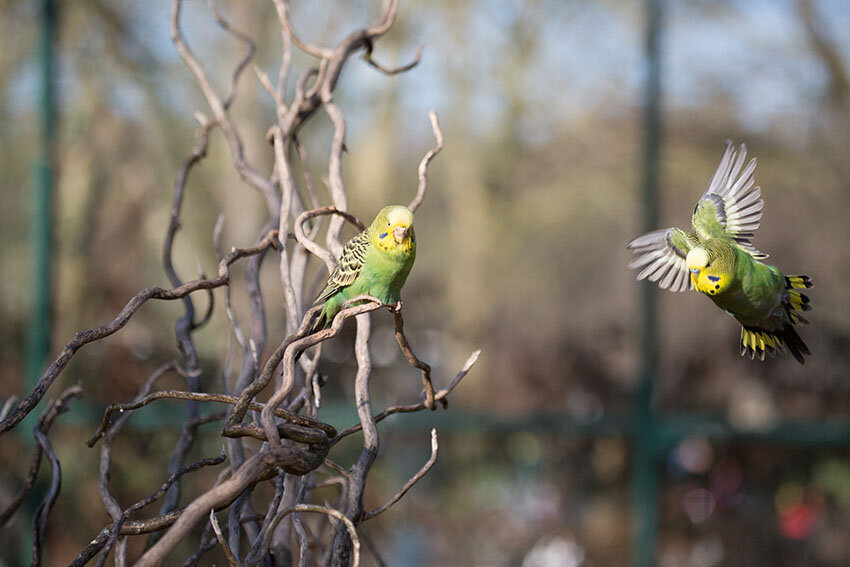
[1,0,850,565]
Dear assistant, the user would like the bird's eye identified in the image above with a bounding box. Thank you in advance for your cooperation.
[387,222,390,226]
[705,262,711,268]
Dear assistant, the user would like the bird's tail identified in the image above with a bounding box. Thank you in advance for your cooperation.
[308,297,342,335]
[309,308,330,335]
[739,274,812,364]
[784,275,812,325]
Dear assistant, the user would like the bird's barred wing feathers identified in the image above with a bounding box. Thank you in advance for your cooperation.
[694,141,767,259]
[627,227,696,292]
[314,230,370,304]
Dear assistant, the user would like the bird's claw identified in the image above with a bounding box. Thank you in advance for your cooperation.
[390,301,403,313]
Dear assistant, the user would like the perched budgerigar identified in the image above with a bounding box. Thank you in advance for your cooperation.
[627,142,812,363]
[310,205,416,332]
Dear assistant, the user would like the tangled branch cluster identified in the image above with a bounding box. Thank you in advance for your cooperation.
[0,1,479,565]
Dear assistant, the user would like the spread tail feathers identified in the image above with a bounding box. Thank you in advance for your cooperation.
[740,324,810,364]
[740,274,812,364]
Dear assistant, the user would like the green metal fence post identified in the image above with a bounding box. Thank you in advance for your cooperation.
[18,1,58,564]
[632,0,663,566]
[26,0,56,396]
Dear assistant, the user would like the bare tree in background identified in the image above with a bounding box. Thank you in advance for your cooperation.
[0,1,479,565]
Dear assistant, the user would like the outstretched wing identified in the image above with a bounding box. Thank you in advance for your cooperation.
[627,227,696,292]
[692,141,767,259]
[314,230,370,304]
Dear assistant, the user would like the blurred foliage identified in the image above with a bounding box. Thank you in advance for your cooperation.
[1,0,850,565]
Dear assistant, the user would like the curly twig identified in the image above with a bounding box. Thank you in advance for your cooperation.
[0,231,278,436]
[31,386,83,567]
[293,206,366,273]
[362,429,438,521]
[258,504,360,567]
[393,309,438,410]
[363,42,424,76]
[170,0,278,213]
[0,385,81,527]
[88,389,336,447]
[409,110,444,212]
[331,349,480,444]
[209,0,256,110]
[135,444,327,567]
[260,297,384,447]
[210,509,242,567]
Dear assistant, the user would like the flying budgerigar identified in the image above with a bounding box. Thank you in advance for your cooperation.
[310,205,416,332]
[627,141,812,363]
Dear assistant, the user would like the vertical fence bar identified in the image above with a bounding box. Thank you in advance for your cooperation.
[19,1,57,563]
[632,0,663,566]
[26,0,56,394]
[18,3,58,563]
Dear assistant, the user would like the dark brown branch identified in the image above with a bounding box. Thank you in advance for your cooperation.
[363,42,424,76]
[70,453,228,566]
[361,429,437,521]
[0,387,80,528]
[227,304,323,426]
[260,298,384,447]
[96,362,176,567]
[88,389,336,447]
[393,309,437,410]
[135,444,328,567]
[31,386,83,567]
[128,453,229,517]
[257,504,360,567]
[0,231,279,437]
[243,471,286,566]
[0,440,42,527]
[223,422,331,447]
[331,349,480,445]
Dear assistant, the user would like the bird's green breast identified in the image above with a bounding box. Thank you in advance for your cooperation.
[347,242,415,305]
[708,249,784,324]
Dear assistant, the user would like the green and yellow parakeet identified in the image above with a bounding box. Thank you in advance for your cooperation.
[627,142,812,363]
[310,205,416,332]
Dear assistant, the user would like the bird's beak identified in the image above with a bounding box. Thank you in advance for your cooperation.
[689,268,700,275]
[393,225,409,244]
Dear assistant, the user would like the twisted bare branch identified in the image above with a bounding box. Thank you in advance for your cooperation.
[31,386,83,567]
[362,428,438,521]
[409,110,444,212]
[0,231,279,436]
[15,4,477,566]
[331,349,481,444]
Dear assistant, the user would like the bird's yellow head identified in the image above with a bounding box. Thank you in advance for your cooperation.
[686,245,732,296]
[370,205,415,254]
